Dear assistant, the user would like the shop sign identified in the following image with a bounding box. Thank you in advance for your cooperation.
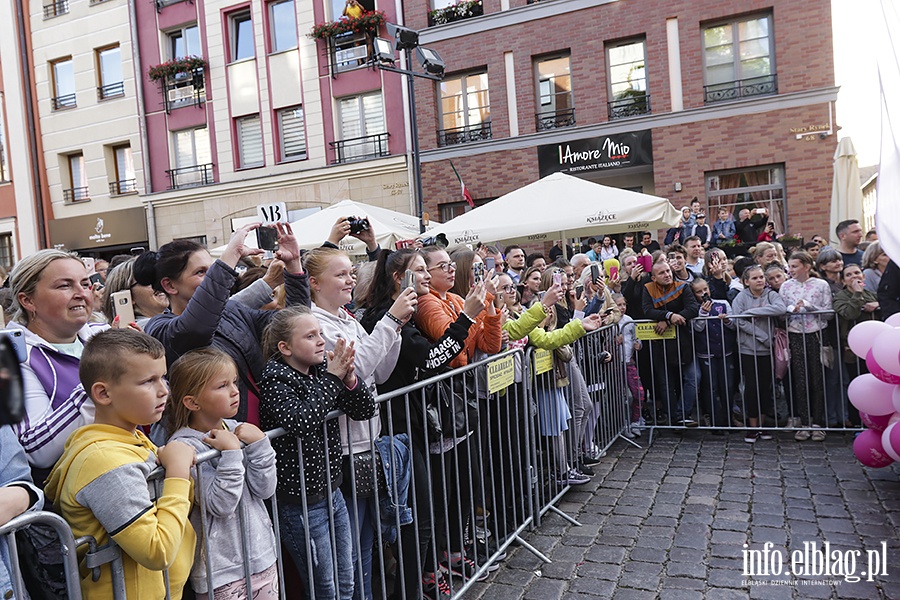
[537,130,653,177]
[49,207,148,250]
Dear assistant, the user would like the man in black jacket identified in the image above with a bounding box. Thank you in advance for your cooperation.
[642,261,700,426]
[735,207,768,244]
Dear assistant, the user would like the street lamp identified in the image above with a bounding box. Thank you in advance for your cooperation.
[373,25,445,233]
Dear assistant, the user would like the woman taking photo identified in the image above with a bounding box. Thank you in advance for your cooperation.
[517,266,543,308]
[731,264,787,442]
[359,248,486,600]
[304,246,416,600]
[779,251,833,441]
[137,223,307,425]
[100,257,169,328]
[7,250,107,472]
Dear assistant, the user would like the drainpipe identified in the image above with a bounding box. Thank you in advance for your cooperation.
[127,0,157,249]
[15,0,47,247]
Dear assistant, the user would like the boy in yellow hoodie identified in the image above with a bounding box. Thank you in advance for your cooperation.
[45,329,196,600]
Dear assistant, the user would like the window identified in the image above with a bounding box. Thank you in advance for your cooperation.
[534,54,574,130]
[329,0,373,20]
[0,102,8,182]
[51,58,76,110]
[237,115,264,168]
[706,165,786,234]
[607,39,649,119]
[231,11,254,62]
[438,72,491,146]
[277,106,306,161]
[439,197,493,222]
[169,127,213,188]
[0,233,12,273]
[269,0,297,52]
[64,153,89,202]
[97,46,124,100]
[333,93,388,162]
[703,14,776,103]
[42,0,68,18]
[110,145,136,195]
[169,25,201,60]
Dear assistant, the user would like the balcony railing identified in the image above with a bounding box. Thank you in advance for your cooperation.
[98,81,125,100]
[330,133,390,164]
[704,73,778,104]
[43,0,68,18]
[109,179,137,195]
[163,69,205,113]
[51,94,77,110]
[165,163,214,190]
[437,122,492,147]
[154,0,190,12]
[608,93,652,119]
[63,187,90,203]
[535,108,576,131]
[330,32,370,75]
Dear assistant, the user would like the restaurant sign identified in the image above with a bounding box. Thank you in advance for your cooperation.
[537,130,653,177]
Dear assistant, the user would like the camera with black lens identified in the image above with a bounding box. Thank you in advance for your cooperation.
[0,333,25,426]
[420,233,449,249]
[348,216,370,235]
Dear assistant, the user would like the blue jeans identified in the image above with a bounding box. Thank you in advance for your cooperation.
[698,355,735,426]
[348,493,376,600]
[655,358,699,422]
[280,490,354,600]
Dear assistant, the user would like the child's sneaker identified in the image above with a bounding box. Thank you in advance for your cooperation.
[440,552,488,581]
[559,468,590,486]
[630,422,642,437]
[422,571,452,600]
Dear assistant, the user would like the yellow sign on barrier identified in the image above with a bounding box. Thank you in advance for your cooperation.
[487,355,515,394]
[635,322,677,341]
[533,348,554,375]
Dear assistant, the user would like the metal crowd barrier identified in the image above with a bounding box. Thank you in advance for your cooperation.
[5,339,645,600]
[633,310,865,442]
[524,323,634,527]
[0,510,84,600]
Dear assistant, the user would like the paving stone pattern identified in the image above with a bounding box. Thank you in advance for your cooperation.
[468,432,900,599]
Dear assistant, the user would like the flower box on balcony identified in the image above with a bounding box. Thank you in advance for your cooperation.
[429,0,483,26]
[309,10,386,40]
[148,56,208,82]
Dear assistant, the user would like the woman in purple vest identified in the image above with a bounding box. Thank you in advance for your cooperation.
[6,250,107,479]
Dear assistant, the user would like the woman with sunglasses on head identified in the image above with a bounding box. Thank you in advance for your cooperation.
[100,257,170,329]
[136,223,307,426]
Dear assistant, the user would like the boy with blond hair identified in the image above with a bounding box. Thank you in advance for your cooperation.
[45,329,195,599]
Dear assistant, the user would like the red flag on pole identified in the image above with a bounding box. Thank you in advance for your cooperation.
[449,160,474,208]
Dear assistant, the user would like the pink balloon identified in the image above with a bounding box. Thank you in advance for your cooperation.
[881,422,900,463]
[848,321,892,359]
[860,411,893,432]
[847,374,897,416]
[871,329,900,376]
[894,386,900,414]
[867,349,900,384]
[885,314,900,328]
[891,412,900,426]
[854,429,895,467]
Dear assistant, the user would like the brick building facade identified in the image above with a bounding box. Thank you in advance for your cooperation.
[406,0,837,246]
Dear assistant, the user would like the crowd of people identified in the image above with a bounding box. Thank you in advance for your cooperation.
[0,206,898,600]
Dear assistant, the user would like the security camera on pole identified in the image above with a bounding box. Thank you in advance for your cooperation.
[371,25,445,234]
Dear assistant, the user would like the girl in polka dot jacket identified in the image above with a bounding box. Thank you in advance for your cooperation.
[259,306,376,600]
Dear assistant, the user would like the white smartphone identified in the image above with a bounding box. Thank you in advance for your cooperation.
[82,257,95,274]
[111,290,136,325]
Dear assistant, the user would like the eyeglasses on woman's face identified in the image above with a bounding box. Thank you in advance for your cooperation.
[428,261,457,273]
[498,284,516,293]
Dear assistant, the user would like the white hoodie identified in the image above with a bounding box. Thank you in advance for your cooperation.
[310,303,401,455]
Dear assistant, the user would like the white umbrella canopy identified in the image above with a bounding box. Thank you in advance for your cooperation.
[420,172,681,248]
[213,200,438,256]
[829,137,864,245]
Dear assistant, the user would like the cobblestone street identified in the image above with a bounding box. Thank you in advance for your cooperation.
[472,432,900,599]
